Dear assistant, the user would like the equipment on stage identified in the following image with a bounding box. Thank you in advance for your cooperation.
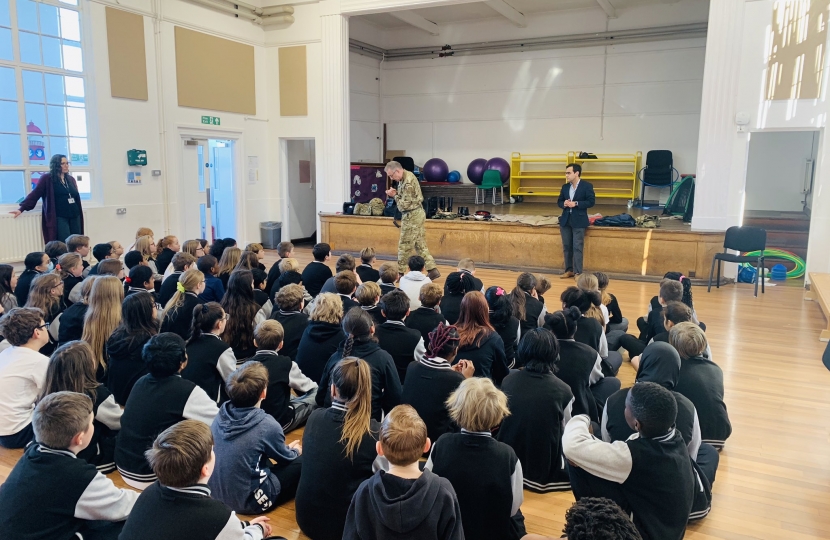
[447,170,461,183]
[638,150,680,205]
[663,176,695,222]
[467,158,488,185]
[485,157,511,184]
[423,158,450,182]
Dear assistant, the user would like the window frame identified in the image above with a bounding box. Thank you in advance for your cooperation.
[0,0,98,208]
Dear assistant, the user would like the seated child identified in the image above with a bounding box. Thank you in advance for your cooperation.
[270,284,310,361]
[321,254,360,295]
[398,256,431,310]
[66,234,91,274]
[115,333,218,489]
[209,361,303,514]
[40,341,124,473]
[15,251,49,307]
[378,262,400,296]
[509,272,546,337]
[301,242,333,297]
[534,274,552,306]
[564,382,711,540]
[356,247,381,284]
[183,302,237,403]
[401,323,473,443]
[457,258,484,292]
[155,235,180,275]
[620,280,684,361]
[266,241,294,297]
[295,293,346,384]
[670,322,731,450]
[344,404,464,540]
[88,242,116,276]
[405,282,446,348]
[497,329,574,493]
[96,258,125,280]
[375,290,426,383]
[58,252,84,306]
[595,271,627,333]
[119,419,272,540]
[0,391,137,540]
[197,254,225,303]
[125,265,155,298]
[160,268,206,340]
[44,240,68,268]
[425,377,526,540]
[252,268,271,309]
[58,277,95,346]
[335,270,360,313]
[0,307,50,448]
[124,250,145,272]
[159,252,197,306]
[522,498,643,540]
[276,257,304,295]
[356,281,385,326]
[441,271,476,326]
[250,320,317,432]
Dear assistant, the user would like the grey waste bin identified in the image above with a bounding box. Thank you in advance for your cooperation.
[260,221,282,249]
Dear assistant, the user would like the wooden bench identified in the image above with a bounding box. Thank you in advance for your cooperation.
[805,272,830,341]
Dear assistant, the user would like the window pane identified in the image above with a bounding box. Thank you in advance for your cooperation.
[0,0,10,28]
[19,32,41,65]
[49,136,68,157]
[25,102,46,132]
[42,36,62,68]
[59,9,80,42]
[47,105,66,135]
[0,100,19,132]
[0,133,22,165]
[45,74,65,104]
[0,28,11,61]
[40,3,60,37]
[73,170,91,197]
[22,70,44,102]
[66,106,85,137]
[62,43,82,71]
[17,0,38,33]
[27,122,47,163]
[69,137,87,165]
[65,76,83,102]
[60,0,79,5]
[0,67,15,100]
[0,171,25,204]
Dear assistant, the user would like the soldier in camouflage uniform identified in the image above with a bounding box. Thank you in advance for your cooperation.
[385,161,441,279]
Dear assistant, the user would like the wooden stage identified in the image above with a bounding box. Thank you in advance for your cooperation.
[320,208,725,279]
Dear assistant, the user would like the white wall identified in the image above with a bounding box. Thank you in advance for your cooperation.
[745,131,816,212]
[350,52,382,162]
[285,139,317,239]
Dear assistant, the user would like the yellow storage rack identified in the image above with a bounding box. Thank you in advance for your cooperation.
[510,151,643,200]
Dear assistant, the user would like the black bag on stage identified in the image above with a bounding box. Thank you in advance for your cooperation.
[593,213,636,227]
[343,202,355,215]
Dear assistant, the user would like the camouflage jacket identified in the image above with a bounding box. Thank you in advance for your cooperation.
[395,170,424,213]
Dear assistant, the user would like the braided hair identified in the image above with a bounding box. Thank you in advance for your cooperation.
[563,497,643,540]
[341,307,376,357]
[663,271,694,311]
[426,323,460,359]
[445,271,476,296]
[187,302,224,345]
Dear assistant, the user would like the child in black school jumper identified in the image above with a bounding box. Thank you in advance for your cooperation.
[270,284,310,361]
[401,323,474,444]
[125,265,156,298]
[497,328,574,493]
[631,302,714,368]
[266,241,294,298]
[440,271,475,326]
[335,270,361,313]
[375,289,426,384]
[197,254,225,303]
[183,302,237,403]
[301,242,333,297]
[160,268,205,341]
[45,240,67,269]
[454,291,509,385]
[357,247,381,284]
[296,358,387,540]
[66,234,91,274]
[276,257,304,295]
[425,377,526,540]
[406,282,447,348]
[106,292,157,405]
[486,285,521,368]
[321,254,360,295]
[522,498,644,540]
[620,280,684,364]
[670,322,731,450]
[344,405,465,540]
[457,257,484,291]
[119,420,273,540]
[209,361,303,514]
[58,275,94,346]
[221,269,264,361]
[295,293,346,384]
[564,382,711,540]
[561,286,622,376]
[317,307,401,421]
[509,272,546,337]
[16,251,49,307]
[87,242,115,276]
[356,281,386,326]
[0,392,137,540]
[249,319,317,432]
[378,261,401,296]
[58,252,84,306]
[40,341,124,473]
[159,252,197,306]
[115,333,219,490]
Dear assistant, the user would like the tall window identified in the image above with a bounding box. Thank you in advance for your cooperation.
[0,0,92,205]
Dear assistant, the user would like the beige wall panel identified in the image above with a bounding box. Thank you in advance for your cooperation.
[105,7,148,101]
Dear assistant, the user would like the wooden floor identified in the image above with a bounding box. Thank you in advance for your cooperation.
[2,246,829,539]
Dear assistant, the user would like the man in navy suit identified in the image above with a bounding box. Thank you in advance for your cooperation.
[558,163,595,278]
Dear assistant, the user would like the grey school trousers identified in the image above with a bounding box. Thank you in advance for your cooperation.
[560,225,586,274]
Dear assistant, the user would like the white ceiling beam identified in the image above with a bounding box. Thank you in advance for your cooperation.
[484,0,526,28]
[595,0,618,19]
[390,10,441,35]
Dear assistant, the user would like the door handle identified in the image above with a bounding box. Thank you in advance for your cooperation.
[206,188,211,209]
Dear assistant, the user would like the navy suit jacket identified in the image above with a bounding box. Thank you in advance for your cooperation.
[557,180,596,229]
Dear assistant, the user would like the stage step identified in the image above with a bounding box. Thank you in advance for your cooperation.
[743,211,810,260]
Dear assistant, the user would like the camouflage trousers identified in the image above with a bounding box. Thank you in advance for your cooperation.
[397,207,436,273]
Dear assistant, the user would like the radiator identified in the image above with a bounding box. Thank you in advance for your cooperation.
[0,213,47,263]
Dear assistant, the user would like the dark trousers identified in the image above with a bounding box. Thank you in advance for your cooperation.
[619,334,647,359]
[0,423,34,449]
[270,455,303,506]
[560,224,586,274]
[569,462,631,513]
[696,442,719,485]
[590,376,621,411]
[56,214,83,243]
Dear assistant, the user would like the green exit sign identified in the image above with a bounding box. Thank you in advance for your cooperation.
[201,116,221,125]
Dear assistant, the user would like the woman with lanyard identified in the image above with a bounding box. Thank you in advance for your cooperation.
[10,154,84,243]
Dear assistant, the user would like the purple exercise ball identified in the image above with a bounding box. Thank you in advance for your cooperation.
[467,158,488,185]
[486,157,511,184]
[423,158,449,182]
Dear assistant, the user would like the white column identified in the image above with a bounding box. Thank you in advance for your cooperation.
[319,10,351,217]
[692,0,748,232]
